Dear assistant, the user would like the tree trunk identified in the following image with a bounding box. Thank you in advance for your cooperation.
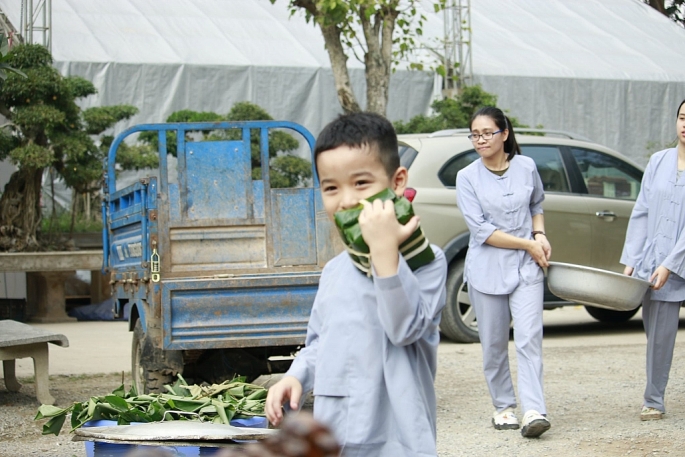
[361,8,397,116]
[0,167,44,251]
[319,23,361,114]
[648,0,666,14]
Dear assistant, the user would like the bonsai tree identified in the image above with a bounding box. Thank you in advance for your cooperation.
[0,44,140,250]
[139,102,312,188]
[394,85,535,133]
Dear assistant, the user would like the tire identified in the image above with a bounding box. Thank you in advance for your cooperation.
[584,305,640,323]
[132,320,173,394]
[440,258,480,343]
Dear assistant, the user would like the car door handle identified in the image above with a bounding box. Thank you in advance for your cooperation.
[596,211,617,219]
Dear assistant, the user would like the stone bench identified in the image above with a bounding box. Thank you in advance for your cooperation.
[0,319,69,404]
[0,250,105,322]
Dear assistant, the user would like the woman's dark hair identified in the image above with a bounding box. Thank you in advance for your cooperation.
[677,99,685,118]
[469,106,520,161]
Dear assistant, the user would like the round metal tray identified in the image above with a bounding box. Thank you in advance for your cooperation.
[546,262,652,311]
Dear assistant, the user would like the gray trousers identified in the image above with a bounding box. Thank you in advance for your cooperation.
[469,280,546,415]
[642,291,681,412]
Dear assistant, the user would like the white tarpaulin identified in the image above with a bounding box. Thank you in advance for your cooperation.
[0,0,684,164]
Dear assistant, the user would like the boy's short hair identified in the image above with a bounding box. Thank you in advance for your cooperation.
[314,112,400,178]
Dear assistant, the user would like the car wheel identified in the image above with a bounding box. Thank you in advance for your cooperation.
[584,305,640,323]
[132,320,173,394]
[440,258,480,343]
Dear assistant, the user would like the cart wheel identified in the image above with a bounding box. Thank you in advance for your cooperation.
[132,320,173,394]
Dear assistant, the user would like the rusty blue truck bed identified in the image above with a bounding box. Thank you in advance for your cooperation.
[102,121,339,391]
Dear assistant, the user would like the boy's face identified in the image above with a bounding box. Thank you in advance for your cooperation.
[317,144,408,220]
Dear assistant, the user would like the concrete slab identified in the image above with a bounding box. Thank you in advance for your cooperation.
[11,321,131,378]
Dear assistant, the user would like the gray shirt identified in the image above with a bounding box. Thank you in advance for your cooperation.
[456,155,546,294]
[287,246,447,456]
[621,147,685,301]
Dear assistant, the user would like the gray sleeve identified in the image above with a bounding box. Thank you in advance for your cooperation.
[373,246,447,347]
[530,166,545,217]
[456,171,498,245]
[285,281,323,393]
[620,160,652,268]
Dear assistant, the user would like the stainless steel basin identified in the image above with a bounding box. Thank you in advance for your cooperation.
[546,261,652,311]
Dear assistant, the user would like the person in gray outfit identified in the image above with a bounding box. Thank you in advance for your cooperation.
[621,98,685,421]
[456,106,552,438]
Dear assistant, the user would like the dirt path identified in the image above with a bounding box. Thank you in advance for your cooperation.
[2,314,685,456]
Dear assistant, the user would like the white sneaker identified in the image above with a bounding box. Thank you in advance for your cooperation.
[521,410,550,438]
[492,407,519,430]
[640,406,664,421]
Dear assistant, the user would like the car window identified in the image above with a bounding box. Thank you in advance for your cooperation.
[438,150,479,187]
[570,148,642,200]
[520,146,570,193]
[399,145,419,169]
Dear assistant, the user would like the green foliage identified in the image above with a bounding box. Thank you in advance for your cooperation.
[0,129,17,161]
[271,1,445,114]
[138,109,222,155]
[138,102,311,188]
[4,42,52,69]
[64,76,97,99]
[394,85,532,134]
[9,142,52,169]
[41,210,103,234]
[12,105,67,139]
[0,35,26,81]
[114,142,159,170]
[277,0,443,68]
[35,375,267,436]
[0,43,139,243]
[83,105,139,135]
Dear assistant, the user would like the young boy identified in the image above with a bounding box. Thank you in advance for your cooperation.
[265,112,447,456]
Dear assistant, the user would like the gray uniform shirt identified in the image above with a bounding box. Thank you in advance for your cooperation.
[621,148,685,302]
[286,246,447,456]
[456,155,545,295]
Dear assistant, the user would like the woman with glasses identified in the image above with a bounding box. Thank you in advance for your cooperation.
[621,99,685,421]
[456,106,552,438]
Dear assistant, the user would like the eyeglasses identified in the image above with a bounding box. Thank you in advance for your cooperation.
[468,130,503,142]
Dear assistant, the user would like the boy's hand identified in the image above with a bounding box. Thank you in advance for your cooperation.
[358,199,419,277]
[265,376,303,427]
[358,199,419,250]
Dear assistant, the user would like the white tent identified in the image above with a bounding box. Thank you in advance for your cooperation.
[0,0,684,164]
[0,0,433,143]
[461,0,685,164]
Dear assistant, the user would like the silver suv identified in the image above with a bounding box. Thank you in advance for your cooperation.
[400,129,644,343]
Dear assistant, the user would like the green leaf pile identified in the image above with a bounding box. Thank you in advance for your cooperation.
[34,375,267,436]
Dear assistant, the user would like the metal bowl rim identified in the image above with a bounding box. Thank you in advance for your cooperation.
[547,261,653,287]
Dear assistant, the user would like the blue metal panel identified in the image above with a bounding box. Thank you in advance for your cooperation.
[315,191,340,266]
[185,141,250,220]
[110,223,144,269]
[270,188,317,266]
[252,180,264,219]
[161,273,320,350]
[169,184,181,222]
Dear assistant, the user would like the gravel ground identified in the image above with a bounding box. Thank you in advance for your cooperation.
[2,331,685,456]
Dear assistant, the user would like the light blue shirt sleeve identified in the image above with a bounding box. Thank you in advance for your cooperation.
[621,159,653,268]
[285,281,323,393]
[456,170,499,246]
[373,246,447,347]
[530,167,545,217]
